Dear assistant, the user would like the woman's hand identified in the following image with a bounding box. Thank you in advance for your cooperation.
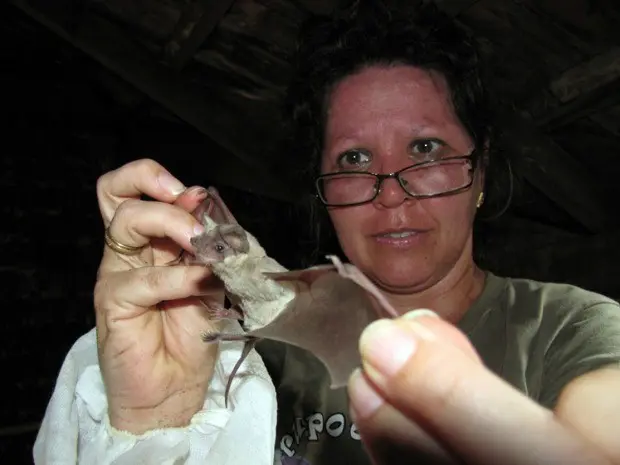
[348,311,612,465]
[94,158,224,434]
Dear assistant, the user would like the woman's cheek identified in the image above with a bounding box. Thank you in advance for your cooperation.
[330,210,367,257]
[431,197,476,245]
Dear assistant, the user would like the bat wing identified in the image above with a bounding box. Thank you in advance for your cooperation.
[250,256,399,388]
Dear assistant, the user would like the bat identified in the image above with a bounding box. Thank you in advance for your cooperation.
[182,187,399,406]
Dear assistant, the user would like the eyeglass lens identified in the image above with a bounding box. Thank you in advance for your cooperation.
[319,159,472,206]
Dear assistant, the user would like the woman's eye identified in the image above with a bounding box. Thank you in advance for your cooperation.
[337,149,371,169]
[410,139,444,158]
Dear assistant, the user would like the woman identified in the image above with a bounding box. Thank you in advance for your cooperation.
[34,2,620,464]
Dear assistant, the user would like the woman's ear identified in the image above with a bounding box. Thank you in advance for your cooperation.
[477,139,490,190]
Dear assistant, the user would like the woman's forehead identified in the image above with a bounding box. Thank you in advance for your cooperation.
[324,65,465,142]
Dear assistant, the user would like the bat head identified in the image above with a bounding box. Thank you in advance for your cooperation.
[190,224,250,264]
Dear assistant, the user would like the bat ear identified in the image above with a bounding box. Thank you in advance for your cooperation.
[219,224,250,253]
[190,187,239,226]
[206,187,238,225]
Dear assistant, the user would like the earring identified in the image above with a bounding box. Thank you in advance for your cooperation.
[476,192,484,209]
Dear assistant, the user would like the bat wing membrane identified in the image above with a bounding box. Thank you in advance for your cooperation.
[249,268,381,388]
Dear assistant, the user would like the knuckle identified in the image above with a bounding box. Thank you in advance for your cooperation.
[132,158,163,177]
[96,158,162,199]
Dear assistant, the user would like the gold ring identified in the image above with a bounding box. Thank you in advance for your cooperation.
[104,227,145,255]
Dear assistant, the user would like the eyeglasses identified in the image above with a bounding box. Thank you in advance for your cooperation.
[315,153,477,207]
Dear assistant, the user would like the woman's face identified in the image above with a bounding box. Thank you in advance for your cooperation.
[320,65,483,293]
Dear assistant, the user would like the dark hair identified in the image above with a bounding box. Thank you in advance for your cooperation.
[282,0,513,263]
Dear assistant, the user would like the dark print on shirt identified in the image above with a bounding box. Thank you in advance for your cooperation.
[280,457,311,465]
[278,411,361,459]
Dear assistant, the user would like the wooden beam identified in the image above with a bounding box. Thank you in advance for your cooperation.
[434,0,482,17]
[532,48,620,130]
[164,0,237,70]
[550,47,620,103]
[9,0,296,203]
[506,115,612,233]
[537,76,620,131]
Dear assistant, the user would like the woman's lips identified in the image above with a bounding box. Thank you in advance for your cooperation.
[372,229,427,248]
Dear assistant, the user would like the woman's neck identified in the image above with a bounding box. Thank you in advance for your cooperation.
[385,253,486,325]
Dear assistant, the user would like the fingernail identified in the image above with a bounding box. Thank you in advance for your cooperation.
[348,368,384,421]
[360,319,417,378]
[158,172,186,195]
[402,310,438,341]
[193,223,205,236]
[187,186,208,199]
[403,309,440,320]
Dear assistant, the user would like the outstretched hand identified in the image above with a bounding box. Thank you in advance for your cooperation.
[347,311,611,465]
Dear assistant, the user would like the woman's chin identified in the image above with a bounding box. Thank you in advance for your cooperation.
[364,260,436,294]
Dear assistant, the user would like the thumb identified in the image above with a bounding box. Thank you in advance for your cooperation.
[350,313,607,465]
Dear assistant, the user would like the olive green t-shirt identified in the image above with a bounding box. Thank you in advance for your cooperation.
[255,271,620,465]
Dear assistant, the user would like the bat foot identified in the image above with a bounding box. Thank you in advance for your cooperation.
[163,251,185,266]
[201,331,220,343]
[208,304,244,322]
[199,300,244,322]
[200,331,254,343]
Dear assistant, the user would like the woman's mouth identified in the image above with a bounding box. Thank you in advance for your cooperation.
[373,229,427,247]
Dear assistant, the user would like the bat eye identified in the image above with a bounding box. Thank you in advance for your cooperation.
[215,244,225,253]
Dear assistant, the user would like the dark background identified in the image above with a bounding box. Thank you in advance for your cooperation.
[2,0,620,463]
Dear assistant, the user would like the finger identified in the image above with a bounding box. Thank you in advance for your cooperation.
[348,369,459,465]
[394,311,481,362]
[96,264,221,320]
[97,159,187,224]
[150,186,210,263]
[173,185,209,214]
[105,198,205,260]
[355,316,608,465]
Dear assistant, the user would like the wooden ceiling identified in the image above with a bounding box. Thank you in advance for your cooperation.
[5,0,620,235]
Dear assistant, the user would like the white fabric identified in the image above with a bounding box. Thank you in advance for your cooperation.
[33,321,278,465]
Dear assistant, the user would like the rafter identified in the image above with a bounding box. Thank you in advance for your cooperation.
[550,47,620,103]
[434,0,481,16]
[163,0,237,70]
[9,0,295,203]
[534,47,620,130]
[505,116,612,233]
[538,76,620,131]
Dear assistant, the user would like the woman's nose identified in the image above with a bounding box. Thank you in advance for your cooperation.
[374,177,409,208]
